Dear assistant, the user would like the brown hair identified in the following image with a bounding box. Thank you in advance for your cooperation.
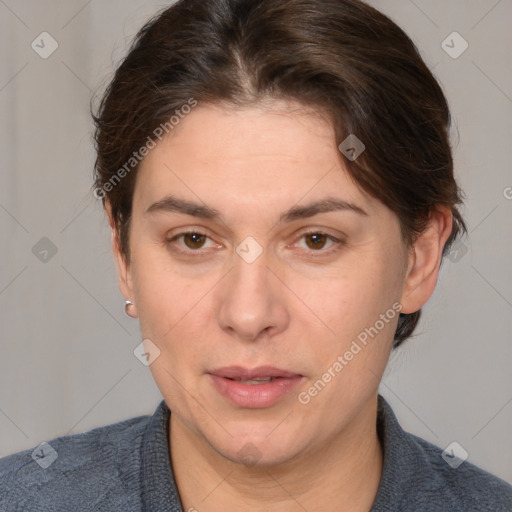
[92,0,467,348]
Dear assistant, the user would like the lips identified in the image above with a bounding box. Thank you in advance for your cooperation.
[232,377,276,385]
[207,366,304,408]
[208,366,302,380]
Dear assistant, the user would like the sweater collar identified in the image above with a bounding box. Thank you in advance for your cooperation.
[140,395,433,511]
[140,399,183,512]
[370,395,436,511]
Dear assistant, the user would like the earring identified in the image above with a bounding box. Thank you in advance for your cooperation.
[125,300,136,317]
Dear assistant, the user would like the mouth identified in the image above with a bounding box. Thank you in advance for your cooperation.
[208,365,302,380]
[207,366,304,408]
[224,376,280,385]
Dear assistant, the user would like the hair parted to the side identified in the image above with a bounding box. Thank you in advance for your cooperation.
[92,0,467,349]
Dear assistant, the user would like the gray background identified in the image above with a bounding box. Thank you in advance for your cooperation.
[1,0,511,484]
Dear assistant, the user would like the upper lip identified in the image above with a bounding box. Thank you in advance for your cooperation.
[208,366,302,380]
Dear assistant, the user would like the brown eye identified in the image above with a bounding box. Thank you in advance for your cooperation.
[294,231,345,256]
[304,233,328,250]
[182,232,207,249]
[166,230,220,257]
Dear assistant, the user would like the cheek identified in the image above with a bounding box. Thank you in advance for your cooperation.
[303,280,398,368]
[130,248,218,366]
[297,254,401,333]
[297,272,399,416]
[290,255,403,390]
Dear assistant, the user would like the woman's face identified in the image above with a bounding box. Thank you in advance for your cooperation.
[112,100,435,466]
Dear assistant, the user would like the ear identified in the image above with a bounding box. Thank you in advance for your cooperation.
[400,206,453,314]
[105,201,137,318]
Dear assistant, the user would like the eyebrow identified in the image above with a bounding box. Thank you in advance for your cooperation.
[145,194,369,222]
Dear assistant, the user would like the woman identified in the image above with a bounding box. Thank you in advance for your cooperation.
[1,0,511,510]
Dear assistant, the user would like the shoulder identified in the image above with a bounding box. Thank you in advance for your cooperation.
[407,433,512,511]
[374,395,512,512]
[0,412,152,512]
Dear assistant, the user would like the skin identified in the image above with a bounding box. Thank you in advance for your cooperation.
[107,100,452,511]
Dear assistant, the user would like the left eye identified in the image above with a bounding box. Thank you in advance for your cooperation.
[294,232,343,253]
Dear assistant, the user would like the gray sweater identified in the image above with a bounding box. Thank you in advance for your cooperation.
[1,395,511,511]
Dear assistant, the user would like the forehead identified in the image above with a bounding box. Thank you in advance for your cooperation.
[133,100,376,218]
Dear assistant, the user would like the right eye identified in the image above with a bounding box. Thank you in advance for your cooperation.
[166,230,221,256]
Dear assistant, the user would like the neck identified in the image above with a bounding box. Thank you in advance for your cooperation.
[169,395,383,512]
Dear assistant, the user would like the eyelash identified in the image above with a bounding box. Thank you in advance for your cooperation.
[166,230,345,258]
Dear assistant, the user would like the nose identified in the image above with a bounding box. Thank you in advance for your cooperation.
[217,248,290,342]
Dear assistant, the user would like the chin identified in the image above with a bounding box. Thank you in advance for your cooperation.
[212,431,307,468]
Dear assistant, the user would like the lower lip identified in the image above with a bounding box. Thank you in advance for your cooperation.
[208,374,303,408]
